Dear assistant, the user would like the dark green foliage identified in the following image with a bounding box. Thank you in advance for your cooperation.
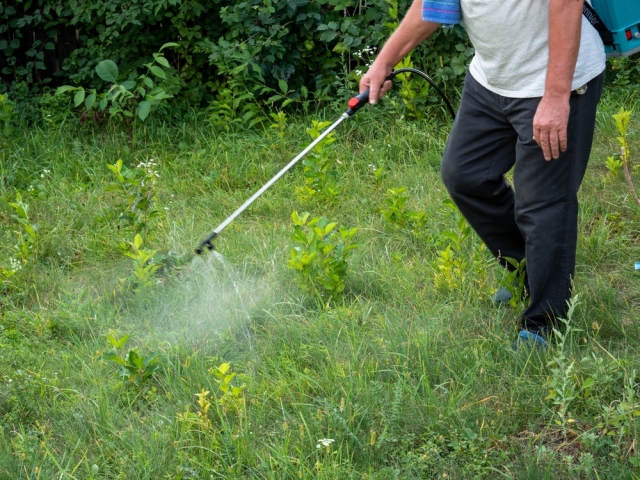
[1,0,472,109]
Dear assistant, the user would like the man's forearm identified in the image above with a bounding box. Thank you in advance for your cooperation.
[545,0,584,99]
[361,0,439,101]
[374,0,440,70]
[533,0,584,160]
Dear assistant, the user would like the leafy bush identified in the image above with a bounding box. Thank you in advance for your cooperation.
[1,0,472,112]
[287,211,359,302]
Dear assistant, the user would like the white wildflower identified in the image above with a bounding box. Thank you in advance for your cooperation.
[316,438,335,448]
[9,258,22,271]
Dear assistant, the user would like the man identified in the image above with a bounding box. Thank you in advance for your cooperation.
[360,0,606,348]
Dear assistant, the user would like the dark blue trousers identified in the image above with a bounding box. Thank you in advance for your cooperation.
[441,71,605,333]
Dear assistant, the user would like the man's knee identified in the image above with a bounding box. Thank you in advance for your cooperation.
[440,156,498,198]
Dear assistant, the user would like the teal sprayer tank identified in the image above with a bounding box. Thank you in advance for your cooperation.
[591,0,640,57]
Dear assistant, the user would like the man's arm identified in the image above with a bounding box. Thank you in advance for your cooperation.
[360,0,439,104]
[533,0,584,161]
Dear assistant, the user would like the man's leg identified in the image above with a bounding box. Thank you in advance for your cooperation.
[441,73,525,269]
[507,71,605,333]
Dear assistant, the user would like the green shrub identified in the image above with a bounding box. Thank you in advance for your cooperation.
[1,0,472,113]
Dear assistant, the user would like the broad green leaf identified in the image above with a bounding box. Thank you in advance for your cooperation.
[120,80,136,91]
[143,353,159,367]
[73,89,85,107]
[154,56,170,68]
[137,101,151,121]
[55,85,76,95]
[85,93,96,110]
[106,333,129,349]
[232,64,246,75]
[159,42,178,51]
[100,353,125,365]
[149,65,166,79]
[278,79,288,94]
[217,363,230,375]
[96,60,119,83]
[581,377,595,390]
[231,386,244,397]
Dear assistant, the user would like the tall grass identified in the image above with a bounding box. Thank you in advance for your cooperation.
[0,90,639,479]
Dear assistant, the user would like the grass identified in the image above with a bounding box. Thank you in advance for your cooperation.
[0,88,639,479]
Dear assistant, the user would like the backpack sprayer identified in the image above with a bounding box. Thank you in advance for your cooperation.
[586,0,640,57]
[195,68,455,254]
[196,0,639,255]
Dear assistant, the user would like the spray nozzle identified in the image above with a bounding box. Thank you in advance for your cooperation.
[196,232,218,255]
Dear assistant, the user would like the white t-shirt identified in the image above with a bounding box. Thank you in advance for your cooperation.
[460,0,606,98]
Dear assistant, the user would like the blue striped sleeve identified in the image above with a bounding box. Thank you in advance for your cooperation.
[422,0,461,26]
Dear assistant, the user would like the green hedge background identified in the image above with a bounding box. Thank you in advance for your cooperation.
[0,0,472,106]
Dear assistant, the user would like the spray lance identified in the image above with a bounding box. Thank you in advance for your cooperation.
[195,68,456,255]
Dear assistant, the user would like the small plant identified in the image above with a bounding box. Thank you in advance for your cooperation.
[0,92,14,136]
[269,111,288,140]
[295,120,340,202]
[380,187,427,239]
[0,264,18,287]
[122,234,163,291]
[545,297,591,432]
[605,154,624,179]
[369,163,385,186]
[433,200,474,292]
[176,363,245,447]
[393,56,432,120]
[498,256,527,307]
[56,43,179,123]
[287,211,360,302]
[106,159,161,236]
[210,362,246,417]
[100,334,161,387]
[8,192,37,266]
[610,108,639,207]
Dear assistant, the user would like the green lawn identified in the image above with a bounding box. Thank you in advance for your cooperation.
[0,89,639,479]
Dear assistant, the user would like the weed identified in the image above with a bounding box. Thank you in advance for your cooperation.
[545,297,589,432]
[287,211,359,303]
[210,362,246,418]
[295,120,340,202]
[121,234,163,291]
[0,92,14,137]
[611,108,639,207]
[105,159,161,237]
[8,192,37,267]
[605,154,624,179]
[498,256,527,307]
[269,111,288,140]
[433,199,474,291]
[380,187,427,239]
[368,163,385,186]
[100,333,161,388]
[393,56,432,120]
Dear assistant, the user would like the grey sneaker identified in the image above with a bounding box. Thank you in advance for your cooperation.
[491,287,513,305]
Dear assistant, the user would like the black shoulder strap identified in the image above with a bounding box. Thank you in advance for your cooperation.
[583,2,614,46]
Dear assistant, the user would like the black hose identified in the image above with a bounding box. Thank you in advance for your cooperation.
[390,67,457,121]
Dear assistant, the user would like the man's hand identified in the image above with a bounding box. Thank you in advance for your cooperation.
[535,0,584,161]
[357,0,439,104]
[360,63,393,104]
[533,95,570,161]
